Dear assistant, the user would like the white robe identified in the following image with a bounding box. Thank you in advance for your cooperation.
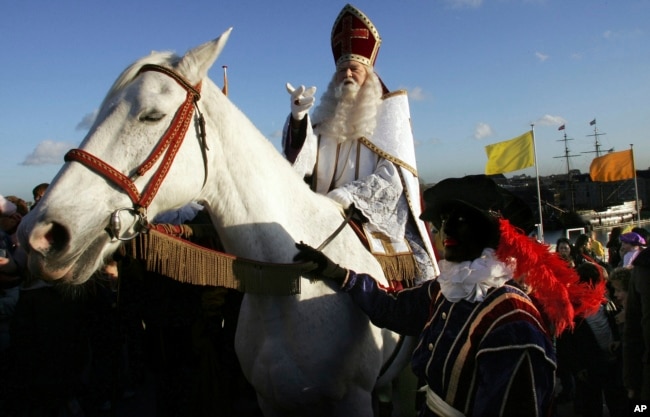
[283,91,439,283]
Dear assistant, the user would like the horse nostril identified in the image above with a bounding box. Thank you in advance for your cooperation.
[29,222,71,254]
[47,223,71,252]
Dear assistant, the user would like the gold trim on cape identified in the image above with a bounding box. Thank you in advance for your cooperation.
[358,136,417,177]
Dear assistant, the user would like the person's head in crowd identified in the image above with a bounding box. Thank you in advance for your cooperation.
[0,195,23,234]
[576,262,604,287]
[620,231,645,268]
[556,237,574,264]
[631,227,649,244]
[32,183,49,209]
[621,232,646,249]
[0,195,16,217]
[609,267,632,309]
[574,234,592,254]
[610,226,623,241]
[5,196,28,216]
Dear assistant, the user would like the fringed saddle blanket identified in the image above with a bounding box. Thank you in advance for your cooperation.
[127,224,309,295]
[127,218,418,295]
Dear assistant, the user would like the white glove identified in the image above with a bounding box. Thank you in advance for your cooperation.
[327,188,353,210]
[286,83,316,121]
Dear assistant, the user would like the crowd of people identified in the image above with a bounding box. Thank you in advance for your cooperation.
[1,3,649,417]
[0,186,262,417]
[554,225,649,416]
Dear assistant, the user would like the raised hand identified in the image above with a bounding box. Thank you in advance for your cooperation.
[286,83,316,121]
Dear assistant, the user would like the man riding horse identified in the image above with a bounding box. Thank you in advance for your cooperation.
[282,4,438,288]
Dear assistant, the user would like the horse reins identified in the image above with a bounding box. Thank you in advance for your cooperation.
[315,207,354,251]
[64,64,208,241]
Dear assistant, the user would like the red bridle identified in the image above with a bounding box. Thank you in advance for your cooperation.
[64,64,207,240]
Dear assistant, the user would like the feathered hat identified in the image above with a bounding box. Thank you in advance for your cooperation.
[420,175,604,336]
[331,4,381,67]
[420,175,535,234]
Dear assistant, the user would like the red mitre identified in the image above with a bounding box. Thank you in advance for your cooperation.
[331,4,381,67]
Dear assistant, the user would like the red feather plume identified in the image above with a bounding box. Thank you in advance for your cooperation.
[495,219,605,336]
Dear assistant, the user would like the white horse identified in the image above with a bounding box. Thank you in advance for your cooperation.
[18,30,412,416]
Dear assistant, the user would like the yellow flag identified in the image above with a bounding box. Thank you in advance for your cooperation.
[484,131,534,175]
[589,149,635,182]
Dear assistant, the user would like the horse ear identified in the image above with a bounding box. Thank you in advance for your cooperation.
[178,27,233,83]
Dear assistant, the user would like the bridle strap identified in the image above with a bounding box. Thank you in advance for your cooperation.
[65,149,142,204]
[133,64,202,180]
[137,63,201,102]
[137,90,197,209]
[64,64,203,212]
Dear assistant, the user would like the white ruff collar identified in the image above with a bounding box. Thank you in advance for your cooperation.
[437,248,513,303]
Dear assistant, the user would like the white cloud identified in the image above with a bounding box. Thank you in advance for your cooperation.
[474,122,493,140]
[536,114,566,127]
[444,0,483,8]
[408,87,427,101]
[535,52,549,62]
[76,109,98,131]
[603,28,643,40]
[21,140,75,166]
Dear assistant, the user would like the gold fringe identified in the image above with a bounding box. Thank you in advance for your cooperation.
[127,229,306,295]
[374,253,418,287]
[127,227,419,294]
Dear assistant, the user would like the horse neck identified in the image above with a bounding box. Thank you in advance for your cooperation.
[198,86,333,262]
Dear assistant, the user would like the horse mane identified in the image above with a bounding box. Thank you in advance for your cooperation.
[100,51,181,108]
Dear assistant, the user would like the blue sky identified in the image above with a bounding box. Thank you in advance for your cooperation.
[1,0,649,202]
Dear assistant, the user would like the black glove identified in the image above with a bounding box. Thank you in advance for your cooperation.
[293,242,348,284]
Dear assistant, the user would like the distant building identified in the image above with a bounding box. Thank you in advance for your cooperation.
[420,169,648,231]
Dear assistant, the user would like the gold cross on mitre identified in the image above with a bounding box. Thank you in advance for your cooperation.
[332,16,369,57]
[330,4,382,67]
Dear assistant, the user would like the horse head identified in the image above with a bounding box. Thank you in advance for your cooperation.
[18,29,233,285]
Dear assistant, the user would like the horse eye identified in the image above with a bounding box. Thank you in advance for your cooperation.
[139,111,165,122]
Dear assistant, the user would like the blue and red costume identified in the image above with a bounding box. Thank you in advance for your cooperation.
[341,271,556,417]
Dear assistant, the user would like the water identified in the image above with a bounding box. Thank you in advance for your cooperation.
[544,228,610,246]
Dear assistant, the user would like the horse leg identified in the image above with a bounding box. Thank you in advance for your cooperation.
[373,369,419,417]
[373,335,419,417]
[388,366,419,417]
[372,388,394,417]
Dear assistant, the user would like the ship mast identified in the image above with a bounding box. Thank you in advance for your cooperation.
[554,125,579,211]
[584,119,608,158]
[583,119,613,208]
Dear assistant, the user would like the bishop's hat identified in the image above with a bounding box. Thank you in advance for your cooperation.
[331,4,381,67]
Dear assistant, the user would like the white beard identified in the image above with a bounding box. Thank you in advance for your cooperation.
[334,79,361,100]
[312,74,382,144]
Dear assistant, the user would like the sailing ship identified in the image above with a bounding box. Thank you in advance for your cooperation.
[576,200,639,228]
[547,119,641,230]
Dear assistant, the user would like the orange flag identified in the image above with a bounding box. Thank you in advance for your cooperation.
[589,149,635,182]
